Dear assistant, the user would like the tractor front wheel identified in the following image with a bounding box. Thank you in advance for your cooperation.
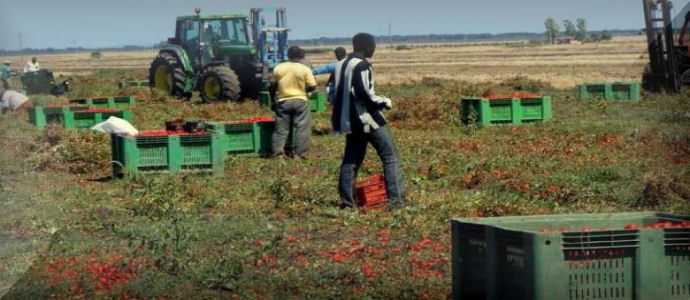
[149,52,186,98]
[199,66,241,102]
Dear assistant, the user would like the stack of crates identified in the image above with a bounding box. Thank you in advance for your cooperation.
[69,96,136,109]
[460,94,552,127]
[576,82,641,101]
[29,106,133,129]
[111,129,225,177]
[355,174,388,209]
[451,212,690,300]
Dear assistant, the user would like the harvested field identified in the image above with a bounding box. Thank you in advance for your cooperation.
[3,37,647,88]
[1,36,688,299]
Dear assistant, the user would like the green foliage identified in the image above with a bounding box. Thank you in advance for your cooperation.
[590,30,612,43]
[395,45,413,51]
[576,18,588,41]
[563,20,577,37]
[600,31,613,41]
[544,17,560,44]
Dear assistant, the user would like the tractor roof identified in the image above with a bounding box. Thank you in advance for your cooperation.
[177,14,248,21]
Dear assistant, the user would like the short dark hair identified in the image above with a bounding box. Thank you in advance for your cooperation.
[352,33,376,58]
[287,46,305,61]
[334,47,347,60]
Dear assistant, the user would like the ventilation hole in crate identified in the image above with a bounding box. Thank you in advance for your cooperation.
[568,258,631,300]
[669,253,690,298]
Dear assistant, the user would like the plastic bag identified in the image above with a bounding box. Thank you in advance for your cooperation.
[91,116,138,136]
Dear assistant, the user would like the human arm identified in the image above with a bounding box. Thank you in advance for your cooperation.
[351,63,392,109]
[305,69,318,94]
[312,62,336,76]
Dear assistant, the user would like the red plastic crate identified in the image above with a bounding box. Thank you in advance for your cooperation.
[482,91,543,100]
[234,116,275,124]
[82,108,120,113]
[137,130,208,138]
[356,175,388,208]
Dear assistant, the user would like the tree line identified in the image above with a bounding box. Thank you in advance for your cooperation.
[544,17,613,44]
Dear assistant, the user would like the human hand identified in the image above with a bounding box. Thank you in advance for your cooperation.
[382,97,393,110]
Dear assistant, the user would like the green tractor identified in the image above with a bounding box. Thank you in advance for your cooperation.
[150,8,288,101]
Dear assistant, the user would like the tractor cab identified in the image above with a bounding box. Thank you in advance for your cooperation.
[171,14,256,70]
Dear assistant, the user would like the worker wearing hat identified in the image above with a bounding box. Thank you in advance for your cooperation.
[0,60,12,89]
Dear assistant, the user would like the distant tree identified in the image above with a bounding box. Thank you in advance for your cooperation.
[576,18,588,41]
[545,17,560,44]
[563,20,577,37]
[600,31,613,41]
[591,33,601,42]
[91,51,102,59]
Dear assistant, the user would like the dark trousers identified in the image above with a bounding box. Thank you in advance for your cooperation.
[338,126,405,208]
[272,100,311,157]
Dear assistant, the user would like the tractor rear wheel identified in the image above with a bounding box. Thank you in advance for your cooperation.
[149,52,186,98]
[199,66,241,102]
[681,69,690,86]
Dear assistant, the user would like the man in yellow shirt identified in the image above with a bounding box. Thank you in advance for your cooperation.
[271,46,317,158]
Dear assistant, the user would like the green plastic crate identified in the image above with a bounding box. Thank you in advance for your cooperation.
[451,212,690,300]
[577,82,640,101]
[28,106,87,128]
[611,82,641,101]
[259,91,273,107]
[207,120,276,155]
[29,106,132,129]
[111,131,225,177]
[258,91,326,113]
[460,96,552,127]
[118,80,149,89]
[207,119,298,156]
[309,92,327,113]
[69,96,136,109]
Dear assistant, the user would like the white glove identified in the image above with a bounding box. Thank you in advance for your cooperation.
[382,97,393,109]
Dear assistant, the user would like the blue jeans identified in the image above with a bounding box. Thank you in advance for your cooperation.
[338,126,406,208]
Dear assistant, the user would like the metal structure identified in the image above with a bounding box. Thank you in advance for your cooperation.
[641,0,690,93]
[251,8,289,71]
[20,69,71,96]
[149,7,289,102]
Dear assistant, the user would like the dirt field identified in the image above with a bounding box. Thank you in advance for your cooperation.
[3,37,648,88]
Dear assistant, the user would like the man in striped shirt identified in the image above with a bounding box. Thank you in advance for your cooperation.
[332,33,406,209]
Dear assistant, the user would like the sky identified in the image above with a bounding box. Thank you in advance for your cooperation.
[0,0,689,50]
